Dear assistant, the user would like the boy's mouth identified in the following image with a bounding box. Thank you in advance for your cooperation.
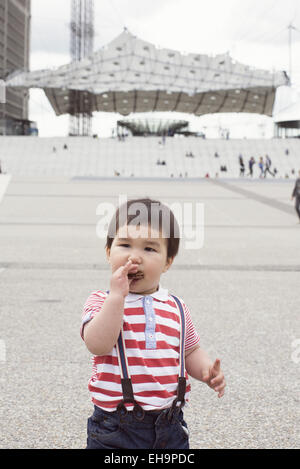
[128,272,144,280]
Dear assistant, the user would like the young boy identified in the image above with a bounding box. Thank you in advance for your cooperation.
[81,198,225,449]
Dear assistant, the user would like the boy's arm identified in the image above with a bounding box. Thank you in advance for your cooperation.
[83,291,125,355]
[185,345,226,398]
[185,345,213,381]
[83,259,138,355]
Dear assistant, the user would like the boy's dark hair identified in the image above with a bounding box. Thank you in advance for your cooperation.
[105,197,180,259]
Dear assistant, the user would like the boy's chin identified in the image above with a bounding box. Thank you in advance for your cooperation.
[129,282,159,295]
[129,281,147,293]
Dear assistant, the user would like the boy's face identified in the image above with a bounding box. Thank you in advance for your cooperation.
[106,224,174,295]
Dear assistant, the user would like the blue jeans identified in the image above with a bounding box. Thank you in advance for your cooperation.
[86,405,189,449]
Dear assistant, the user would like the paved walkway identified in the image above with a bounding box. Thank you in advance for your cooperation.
[0,176,299,448]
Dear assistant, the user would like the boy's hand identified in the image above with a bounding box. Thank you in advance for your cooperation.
[110,260,139,298]
[202,358,226,398]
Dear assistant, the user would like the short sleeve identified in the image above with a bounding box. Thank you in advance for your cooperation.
[80,290,107,339]
[181,301,200,351]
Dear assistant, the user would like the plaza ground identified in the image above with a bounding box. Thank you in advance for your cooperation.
[0,175,299,448]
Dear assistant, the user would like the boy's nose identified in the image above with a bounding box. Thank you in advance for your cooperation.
[128,254,142,264]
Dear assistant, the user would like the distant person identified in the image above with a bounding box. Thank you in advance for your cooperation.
[63,144,68,150]
[247,157,255,177]
[285,148,289,156]
[291,170,300,223]
[239,155,245,177]
[264,155,274,178]
[258,157,264,178]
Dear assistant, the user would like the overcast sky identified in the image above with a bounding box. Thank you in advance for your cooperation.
[29,0,300,137]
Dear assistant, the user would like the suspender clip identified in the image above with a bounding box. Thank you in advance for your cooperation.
[167,376,186,421]
[117,378,145,421]
[117,400,145,421]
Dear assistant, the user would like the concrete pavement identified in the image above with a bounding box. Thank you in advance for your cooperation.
[0,176,299,448]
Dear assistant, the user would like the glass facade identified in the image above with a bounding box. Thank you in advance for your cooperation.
[0,0,31,135]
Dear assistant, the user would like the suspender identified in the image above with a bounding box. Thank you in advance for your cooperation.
[170,295,187,417]
[115,293,187,420]
[116,326,145,420]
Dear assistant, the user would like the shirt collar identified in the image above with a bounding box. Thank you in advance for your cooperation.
[125,284,169,304]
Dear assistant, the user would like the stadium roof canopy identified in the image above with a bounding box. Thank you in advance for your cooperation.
[273,86,300,128]
[6,29,289,117]
[274,101,300,128]
[117,118,189,136]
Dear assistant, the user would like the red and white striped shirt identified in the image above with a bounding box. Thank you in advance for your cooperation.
[81,286,200,412]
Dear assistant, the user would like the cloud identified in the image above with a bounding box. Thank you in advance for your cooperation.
[30,0,176,56]
[31,0,70,55]
[30,52,70,71]
[30,0,300,63]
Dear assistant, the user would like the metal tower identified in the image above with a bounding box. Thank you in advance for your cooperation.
[69,0,94,136]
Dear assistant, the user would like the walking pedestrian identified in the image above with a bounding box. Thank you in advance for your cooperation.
[239,154,245,177]
[264,155,275,178]
[258,157,264,178]
[247,157,255,177]
[291,170,300,223]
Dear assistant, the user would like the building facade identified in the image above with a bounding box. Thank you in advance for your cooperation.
[0,0,31,135]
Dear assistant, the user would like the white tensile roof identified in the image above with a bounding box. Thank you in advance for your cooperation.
[6,29,289,117]
[273,86,300,124]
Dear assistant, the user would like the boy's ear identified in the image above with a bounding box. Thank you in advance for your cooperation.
[105,246,111,262]
[163,256,174,273]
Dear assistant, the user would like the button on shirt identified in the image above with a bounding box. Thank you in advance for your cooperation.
[143,295,156,349]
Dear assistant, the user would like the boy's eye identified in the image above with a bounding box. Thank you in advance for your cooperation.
[118,243,157,252]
